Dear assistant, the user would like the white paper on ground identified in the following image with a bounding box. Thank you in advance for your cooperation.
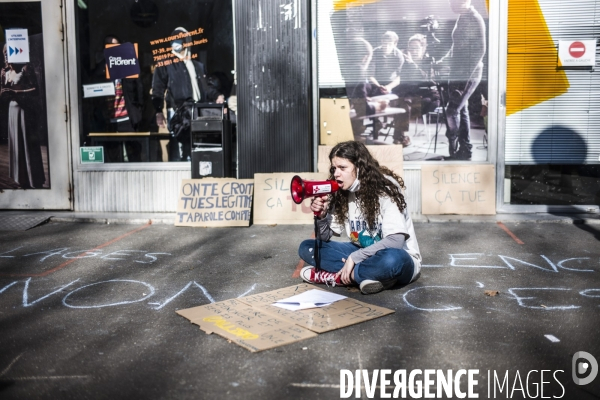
[272,289,347,311]
[273,302,334,311]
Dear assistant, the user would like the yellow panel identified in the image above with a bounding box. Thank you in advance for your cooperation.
[333,0,380,11]
[507,0,569,115]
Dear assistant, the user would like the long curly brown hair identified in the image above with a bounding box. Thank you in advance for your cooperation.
[328,141,407,229]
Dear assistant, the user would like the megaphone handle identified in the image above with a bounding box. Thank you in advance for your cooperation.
[312,194,326,217]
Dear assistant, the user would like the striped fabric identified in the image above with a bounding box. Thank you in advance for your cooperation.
[113,79,128,119]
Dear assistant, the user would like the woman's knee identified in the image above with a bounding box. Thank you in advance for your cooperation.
[298,239,316,264]
[380,249,412,276]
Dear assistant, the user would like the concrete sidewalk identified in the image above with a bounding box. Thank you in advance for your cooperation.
[1,217,599,399]
[1,210,599,226]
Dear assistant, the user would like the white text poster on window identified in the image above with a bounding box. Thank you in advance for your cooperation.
[6,29,30,63]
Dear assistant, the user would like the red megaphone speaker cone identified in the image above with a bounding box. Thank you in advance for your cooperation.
[290,175,339,205]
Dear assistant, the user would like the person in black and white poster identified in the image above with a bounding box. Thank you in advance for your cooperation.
[1,43,45,189]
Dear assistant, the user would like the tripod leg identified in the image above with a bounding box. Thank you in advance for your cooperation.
[434,111,440,153]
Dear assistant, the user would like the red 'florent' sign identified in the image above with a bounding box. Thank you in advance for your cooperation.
[569,41,586,58]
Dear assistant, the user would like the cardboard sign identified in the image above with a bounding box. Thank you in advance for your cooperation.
[175,178,254,227]
[6,29,30,63]
[176,284,394,352]
[239,285,396,334]
[421,164,496,215]
[253,173,327,225]
[317,145,404,177]
[104,43,140,80]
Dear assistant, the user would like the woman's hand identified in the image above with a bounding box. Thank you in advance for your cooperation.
[310,195,329,219]
[337,256,355,285]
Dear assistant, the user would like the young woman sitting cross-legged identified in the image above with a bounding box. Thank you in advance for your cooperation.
[298,141,422,294]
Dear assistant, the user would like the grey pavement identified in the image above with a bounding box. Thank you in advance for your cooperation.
[0,214,599,399]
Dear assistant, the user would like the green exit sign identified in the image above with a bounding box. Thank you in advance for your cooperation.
[80,146,104,163]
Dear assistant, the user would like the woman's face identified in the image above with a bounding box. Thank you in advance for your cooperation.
[331,156,358,190]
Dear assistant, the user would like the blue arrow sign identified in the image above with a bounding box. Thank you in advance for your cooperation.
[6,29,30,63]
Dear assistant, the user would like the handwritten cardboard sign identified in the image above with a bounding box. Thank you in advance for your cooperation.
[175,178,254,227]
[421,164,496,215]
[253,173,327,225]
[317,145,404,177]
[176,284,394,352]
[176,298,318,352]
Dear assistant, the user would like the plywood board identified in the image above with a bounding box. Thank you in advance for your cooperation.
[421,164,496,215]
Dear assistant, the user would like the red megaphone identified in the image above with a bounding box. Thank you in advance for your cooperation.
[290,175,339,205]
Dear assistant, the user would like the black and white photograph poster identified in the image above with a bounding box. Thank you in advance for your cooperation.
[0,2,50,189]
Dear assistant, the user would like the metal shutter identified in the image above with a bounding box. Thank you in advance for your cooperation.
[234,0,312,178]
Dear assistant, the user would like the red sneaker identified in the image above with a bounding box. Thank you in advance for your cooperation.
[300,266,347,287]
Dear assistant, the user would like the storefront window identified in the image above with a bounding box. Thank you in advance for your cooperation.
[74,0,234,163]
[506,165,600,206]
[317,0,489,163]
[0,2,50,189]
[504,0,600,206]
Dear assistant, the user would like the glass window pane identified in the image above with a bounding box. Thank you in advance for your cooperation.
[74,0,234,163]
[506,165,600,206]
[317,0,489,163]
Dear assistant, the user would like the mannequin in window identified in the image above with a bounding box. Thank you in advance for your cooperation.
[151,27,223,161]
[110,36,143,161]
[91,35,144,162]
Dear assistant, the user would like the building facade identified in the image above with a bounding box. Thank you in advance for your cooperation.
[0,0,598,214]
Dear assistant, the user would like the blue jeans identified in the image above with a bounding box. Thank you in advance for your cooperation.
[445,64,483,157]
[298,239,414,285]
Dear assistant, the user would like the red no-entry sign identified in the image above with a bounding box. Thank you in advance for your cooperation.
[569,41,586,58]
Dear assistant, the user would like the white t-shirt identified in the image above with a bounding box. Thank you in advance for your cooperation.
[329,177,422,281]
